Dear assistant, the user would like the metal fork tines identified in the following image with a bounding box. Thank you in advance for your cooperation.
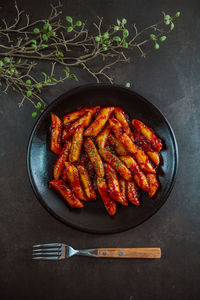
[32,243,65,260]
[32,243,98,260]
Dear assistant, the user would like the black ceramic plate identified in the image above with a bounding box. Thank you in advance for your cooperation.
[27,84,178,234]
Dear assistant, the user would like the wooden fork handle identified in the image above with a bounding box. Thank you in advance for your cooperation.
[97,248,161,259]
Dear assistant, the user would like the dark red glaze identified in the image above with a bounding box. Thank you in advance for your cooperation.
[84,138,105,177]
[96,123,111,148]
[77,165,97,200]
[98,148,132,181]
[62,111,92,142]
[53,141,71,180]
[126,181,140,206]
[49,179,84,208]
[62,168,68,182]
[86,160,95,177]
[134,148,156,174]
[78,153,88,166]
[104,163,128,206]
[96,177,117,216]
[114,107,134,140]
[108,134,127,155]
[120,155,149,192]
[109,118,137,154]
[69,125,84,163]
[134,131,160,166]
[132,119,163,152]
[50,113,62,155]
[146,173,159,197]
[84,107,115,136]
[118,175,127,203]
[64,162,88,201]
[134,131,154,152]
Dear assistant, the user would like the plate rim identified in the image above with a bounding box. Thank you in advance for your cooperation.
[26,83,179,234]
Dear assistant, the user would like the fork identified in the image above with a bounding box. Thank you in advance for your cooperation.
[32,243,161,260]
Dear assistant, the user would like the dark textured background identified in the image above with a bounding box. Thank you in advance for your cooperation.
[0,0,199,299]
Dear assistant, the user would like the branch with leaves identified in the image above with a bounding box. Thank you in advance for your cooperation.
[0,1,180,117]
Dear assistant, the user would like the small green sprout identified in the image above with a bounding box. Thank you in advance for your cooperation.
[32,111,37,118]
[26,79,31,85]
[27,90,32,97]
[66,16,73,23]
[33,28,40,34]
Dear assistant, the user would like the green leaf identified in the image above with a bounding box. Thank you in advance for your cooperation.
[26,79,31,85]
[65,66,70,73]
[33,28,40,34]
[42,72,47,77]
[66,16,73,23]
[170,22,174,30]
[122,42,128,48]
[46,79,51,83]
[125,82,130,88]
[51,78,57,82]
[43,23,50,31]
[113,36,121,42]
[76,21,82,26]
[4,57,10,63]
[31,40,37,44]
[10,68,15,73]
[121,18,127,25]
[67,26,73,32]
[0,61,4,67]
[95,36,101,42]
[164,15,171,20]
[41,44,48,48]
[117,19,121,26]
[70,74,78,81]
[103,32,109,39]
[154,43,160,50]
[16,59,21,65]
[36,102,42,110]
[164,19,170,25]
[42,34,48,41]
[48,25,52,31]
[27,90,32,97]
[50,31,56,36]
[150,34,156,40]
[40,109,44,113]
[114,26,119,31]
[32,111,37,118]
[35,83,42,89]
[159,36,167,42]
[31,44,37,49]
[103,46,108,51]
[58,51,64,57]
[174,11,180,18]
[0,81,2,87]
[104,40,111,45]
[123,29,129,38]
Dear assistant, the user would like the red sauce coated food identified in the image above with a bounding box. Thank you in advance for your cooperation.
[49,106,163,216]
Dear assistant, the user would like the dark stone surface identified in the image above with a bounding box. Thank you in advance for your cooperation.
[0,0,199,299]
